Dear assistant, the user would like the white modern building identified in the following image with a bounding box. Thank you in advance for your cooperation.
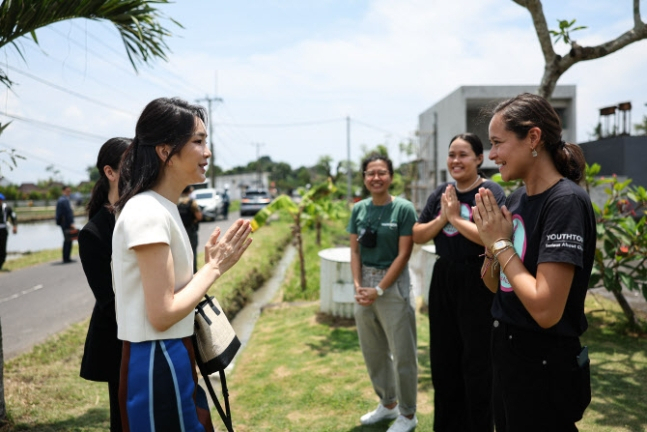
[413,85,576,210]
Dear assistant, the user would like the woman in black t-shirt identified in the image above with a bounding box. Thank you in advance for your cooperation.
[473,93,595,432]
[413,133,504,432]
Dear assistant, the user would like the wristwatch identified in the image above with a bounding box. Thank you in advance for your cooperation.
[375,286,384,296]
[489,239,513,255]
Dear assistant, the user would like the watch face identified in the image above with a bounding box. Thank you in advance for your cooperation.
[491,240,511,253]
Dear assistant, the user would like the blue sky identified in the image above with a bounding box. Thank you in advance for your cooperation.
[1,0,646,186]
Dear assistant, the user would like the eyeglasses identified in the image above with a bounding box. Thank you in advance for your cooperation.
[364,170,390,178]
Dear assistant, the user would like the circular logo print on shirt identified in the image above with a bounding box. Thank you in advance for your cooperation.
[442,203,473,237]
[500,214,526,292]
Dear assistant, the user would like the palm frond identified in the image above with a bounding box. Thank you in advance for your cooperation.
[0,0,180,82]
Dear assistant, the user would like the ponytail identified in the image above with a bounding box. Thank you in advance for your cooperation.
[491,93,584,183]
[87,137,130,219]
[552,141,586,183]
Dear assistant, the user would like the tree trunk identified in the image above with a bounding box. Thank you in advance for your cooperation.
[537,59,564,99]
[315,219,322,246]
[294,214,307,291]
[611,289,639,330]
[0,320,7,425]
[514,0,647,99]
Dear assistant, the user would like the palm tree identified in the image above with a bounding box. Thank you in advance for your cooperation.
[0,1,179,424]
[0,0,180,88]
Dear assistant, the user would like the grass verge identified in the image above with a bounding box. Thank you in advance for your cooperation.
[1,245,80,272]
[5,294,645,431]
[281,219,350,303]
[198,215,293,317]
[1,218,292,431]
[223,293,647,432]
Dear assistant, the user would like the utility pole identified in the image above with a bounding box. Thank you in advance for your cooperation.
[196,95,223,189]
[347,116,352,203]
[250,142,265,188]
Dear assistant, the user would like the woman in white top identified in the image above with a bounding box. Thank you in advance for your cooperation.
[112,97,252,432]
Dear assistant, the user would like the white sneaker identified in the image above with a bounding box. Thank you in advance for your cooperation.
[386,414,418,432]
[360,403,400,425]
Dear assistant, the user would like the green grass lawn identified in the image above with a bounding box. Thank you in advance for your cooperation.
[6,294,642,431]
[224,294,647,432]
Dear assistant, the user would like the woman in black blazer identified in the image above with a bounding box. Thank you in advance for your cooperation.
[79,137,130,432]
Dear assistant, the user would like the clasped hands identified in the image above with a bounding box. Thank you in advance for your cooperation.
[355,287,378,306]
[205,219,253,274]
[439,185,461,224]
[472,188,513,249]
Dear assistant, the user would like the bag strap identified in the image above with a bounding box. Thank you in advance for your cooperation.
[198,363,234,432]
[194,298,234,432]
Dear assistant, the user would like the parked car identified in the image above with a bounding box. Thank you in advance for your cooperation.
[191,188,224,221]
[240,189,271,216]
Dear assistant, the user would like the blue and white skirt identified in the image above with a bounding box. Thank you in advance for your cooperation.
[119,337,213,432]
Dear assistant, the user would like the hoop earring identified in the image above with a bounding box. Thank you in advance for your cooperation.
[531,148,538,158]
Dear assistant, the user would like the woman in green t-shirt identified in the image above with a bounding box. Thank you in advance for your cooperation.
[348,154,419,432]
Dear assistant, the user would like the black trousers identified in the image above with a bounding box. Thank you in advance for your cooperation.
[0,228,7,269]
[108,378,123,432]
[428,257,494,432]
[61,227,72,262]
[491,320,590,432]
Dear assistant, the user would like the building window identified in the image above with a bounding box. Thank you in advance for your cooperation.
[467,107,491,149]
[555,107,568,129]
[440,170,447,183]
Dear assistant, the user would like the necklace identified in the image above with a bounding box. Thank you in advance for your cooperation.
[371,194,393,206]
[455,176,481,193]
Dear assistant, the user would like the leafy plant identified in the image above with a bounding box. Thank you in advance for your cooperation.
[490,172,523,195]
[251,179,345,291]
[585,163,647,330]
[549,18,587,45]
[635,114,647,135]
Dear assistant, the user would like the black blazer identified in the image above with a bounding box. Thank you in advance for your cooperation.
[79,206,122,382]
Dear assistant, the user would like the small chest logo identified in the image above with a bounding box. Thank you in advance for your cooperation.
[442,203,472,236]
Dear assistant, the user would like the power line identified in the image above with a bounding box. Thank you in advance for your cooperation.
[214,118,344,128]
[89,21,207,97]
[352,118,409,141]
[5,65,137,116]
[13,43,136,99]
[0,111,105,141]
[45,26,196,98]
[0,142,89,177]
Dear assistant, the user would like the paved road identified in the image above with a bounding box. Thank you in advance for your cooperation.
[0,212,244,361]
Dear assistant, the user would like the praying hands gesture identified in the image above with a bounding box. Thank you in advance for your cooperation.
[441,184,461,224]
[472,187,513,249]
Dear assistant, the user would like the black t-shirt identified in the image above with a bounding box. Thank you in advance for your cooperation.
[418,180,506,261]
[492,178,596,337]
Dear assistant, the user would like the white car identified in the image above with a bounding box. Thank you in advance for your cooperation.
[191,188,224,221]
[240,189,271,216]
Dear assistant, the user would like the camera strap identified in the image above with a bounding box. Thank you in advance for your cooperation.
[365,198,391,229]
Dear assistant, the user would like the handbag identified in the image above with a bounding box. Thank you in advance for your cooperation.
[64,228,79,242]
[194,295,241,373]
[194,295,241,432]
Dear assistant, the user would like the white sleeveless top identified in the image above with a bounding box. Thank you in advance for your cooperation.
[112,190,194,342]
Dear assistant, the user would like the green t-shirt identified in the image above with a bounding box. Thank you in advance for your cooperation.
[347,197,417,269]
